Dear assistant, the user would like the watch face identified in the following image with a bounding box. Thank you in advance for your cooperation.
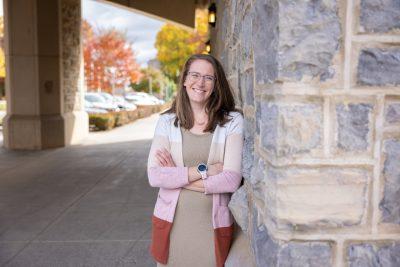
[198,164,207,172]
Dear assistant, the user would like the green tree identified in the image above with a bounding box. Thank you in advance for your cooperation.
[131,67,175,100]
[155,9,208,82]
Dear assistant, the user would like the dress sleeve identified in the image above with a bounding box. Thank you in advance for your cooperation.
[147,115,189,189]
[203,113,244,194]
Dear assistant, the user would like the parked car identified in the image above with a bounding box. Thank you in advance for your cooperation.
[124,93,157,105]
[85,92,120,112]
[84,100,108,114]
[136,92,165,105]
[113,95,137,111]
[124,92,165,105]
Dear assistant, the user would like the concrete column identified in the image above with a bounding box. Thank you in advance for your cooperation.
[3,0,88,150]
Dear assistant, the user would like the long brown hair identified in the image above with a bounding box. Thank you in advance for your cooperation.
[163,54,240,132]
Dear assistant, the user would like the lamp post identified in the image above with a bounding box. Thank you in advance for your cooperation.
[106,66,117,95]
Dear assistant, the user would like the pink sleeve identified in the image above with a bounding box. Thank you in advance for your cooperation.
[203,113,244,195]
[203,170,242,194]
[147,115,189,189]
[148,166,189,189]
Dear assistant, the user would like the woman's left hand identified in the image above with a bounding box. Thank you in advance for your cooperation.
[156,148,176,167]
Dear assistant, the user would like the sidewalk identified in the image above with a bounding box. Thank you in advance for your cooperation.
[0,114,160,266]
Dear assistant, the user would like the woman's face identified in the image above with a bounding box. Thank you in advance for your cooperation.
[184,59,215,106]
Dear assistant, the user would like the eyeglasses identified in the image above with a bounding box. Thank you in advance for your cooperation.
[187,71,215,84]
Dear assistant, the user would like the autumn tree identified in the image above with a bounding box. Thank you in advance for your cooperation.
[83,20,141,94]
[155,9,209,82]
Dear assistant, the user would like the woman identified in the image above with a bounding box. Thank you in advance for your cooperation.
[147,54,243,267]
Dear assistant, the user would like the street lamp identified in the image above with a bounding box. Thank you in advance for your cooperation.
[208,3,216,27]
[205,40,211,54]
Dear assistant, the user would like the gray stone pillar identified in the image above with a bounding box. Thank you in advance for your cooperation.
[214,0,400,266]
[3,0,87,150]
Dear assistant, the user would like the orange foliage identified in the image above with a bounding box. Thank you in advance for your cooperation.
[83,20,141,93]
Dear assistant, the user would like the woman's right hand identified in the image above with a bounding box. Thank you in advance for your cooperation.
[207,162,223,176]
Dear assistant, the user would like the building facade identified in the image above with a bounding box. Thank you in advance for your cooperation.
[212,0,400,266]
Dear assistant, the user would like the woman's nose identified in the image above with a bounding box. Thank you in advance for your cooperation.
[195,77,206,87]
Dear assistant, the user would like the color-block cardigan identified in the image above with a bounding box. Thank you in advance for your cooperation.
[147,111,244,267]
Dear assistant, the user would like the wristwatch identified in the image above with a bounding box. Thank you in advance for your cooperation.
[197,163,208,180]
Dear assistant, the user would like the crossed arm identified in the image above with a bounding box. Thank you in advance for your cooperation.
[147,115,243,194]
[154,148,223,192]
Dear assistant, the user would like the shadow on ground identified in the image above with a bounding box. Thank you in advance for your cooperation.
[0,138,158,267]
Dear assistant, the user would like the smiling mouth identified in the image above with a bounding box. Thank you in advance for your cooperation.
[193,88,206,93]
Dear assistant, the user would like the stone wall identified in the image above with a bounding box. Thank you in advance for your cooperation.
[61,0,83,113]
[213,0,400,265]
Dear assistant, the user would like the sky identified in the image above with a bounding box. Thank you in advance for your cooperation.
[0,1,164,67]
[83,0,164,67]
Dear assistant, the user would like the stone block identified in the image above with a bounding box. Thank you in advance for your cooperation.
[278,0,341,82]
[253,0,278,84]
[227,48,238,78]
[385,102,400,125]
[260,99,323,157]
[357,48,400,86]
[266,167,369,230]
[255,101,261,134]
[250,204,280,267]
[380,139,400,224]
[336,103,373,152]
[229,186,250,233]
[240,11,252,64]
[347,242,400,267]
[242,117,255,180]
[260,101,279,154]
[360,0,400,33]
[250,204,333,266]
[240,69,254,106]
[279,242,333,267]
[248,155,267,203]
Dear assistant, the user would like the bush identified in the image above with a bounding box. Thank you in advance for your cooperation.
[127,110,139,121]
[89,113,115,131]
[88,102,171,131]
[112,111,130,127]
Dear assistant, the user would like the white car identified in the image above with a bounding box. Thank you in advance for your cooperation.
[124,93,157,105]
[84,100,108,114]
[85,93,120,112]
[136,92,165,104]
[113,96,137,111]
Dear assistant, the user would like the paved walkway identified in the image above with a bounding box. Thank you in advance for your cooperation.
[0,114,160,266]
